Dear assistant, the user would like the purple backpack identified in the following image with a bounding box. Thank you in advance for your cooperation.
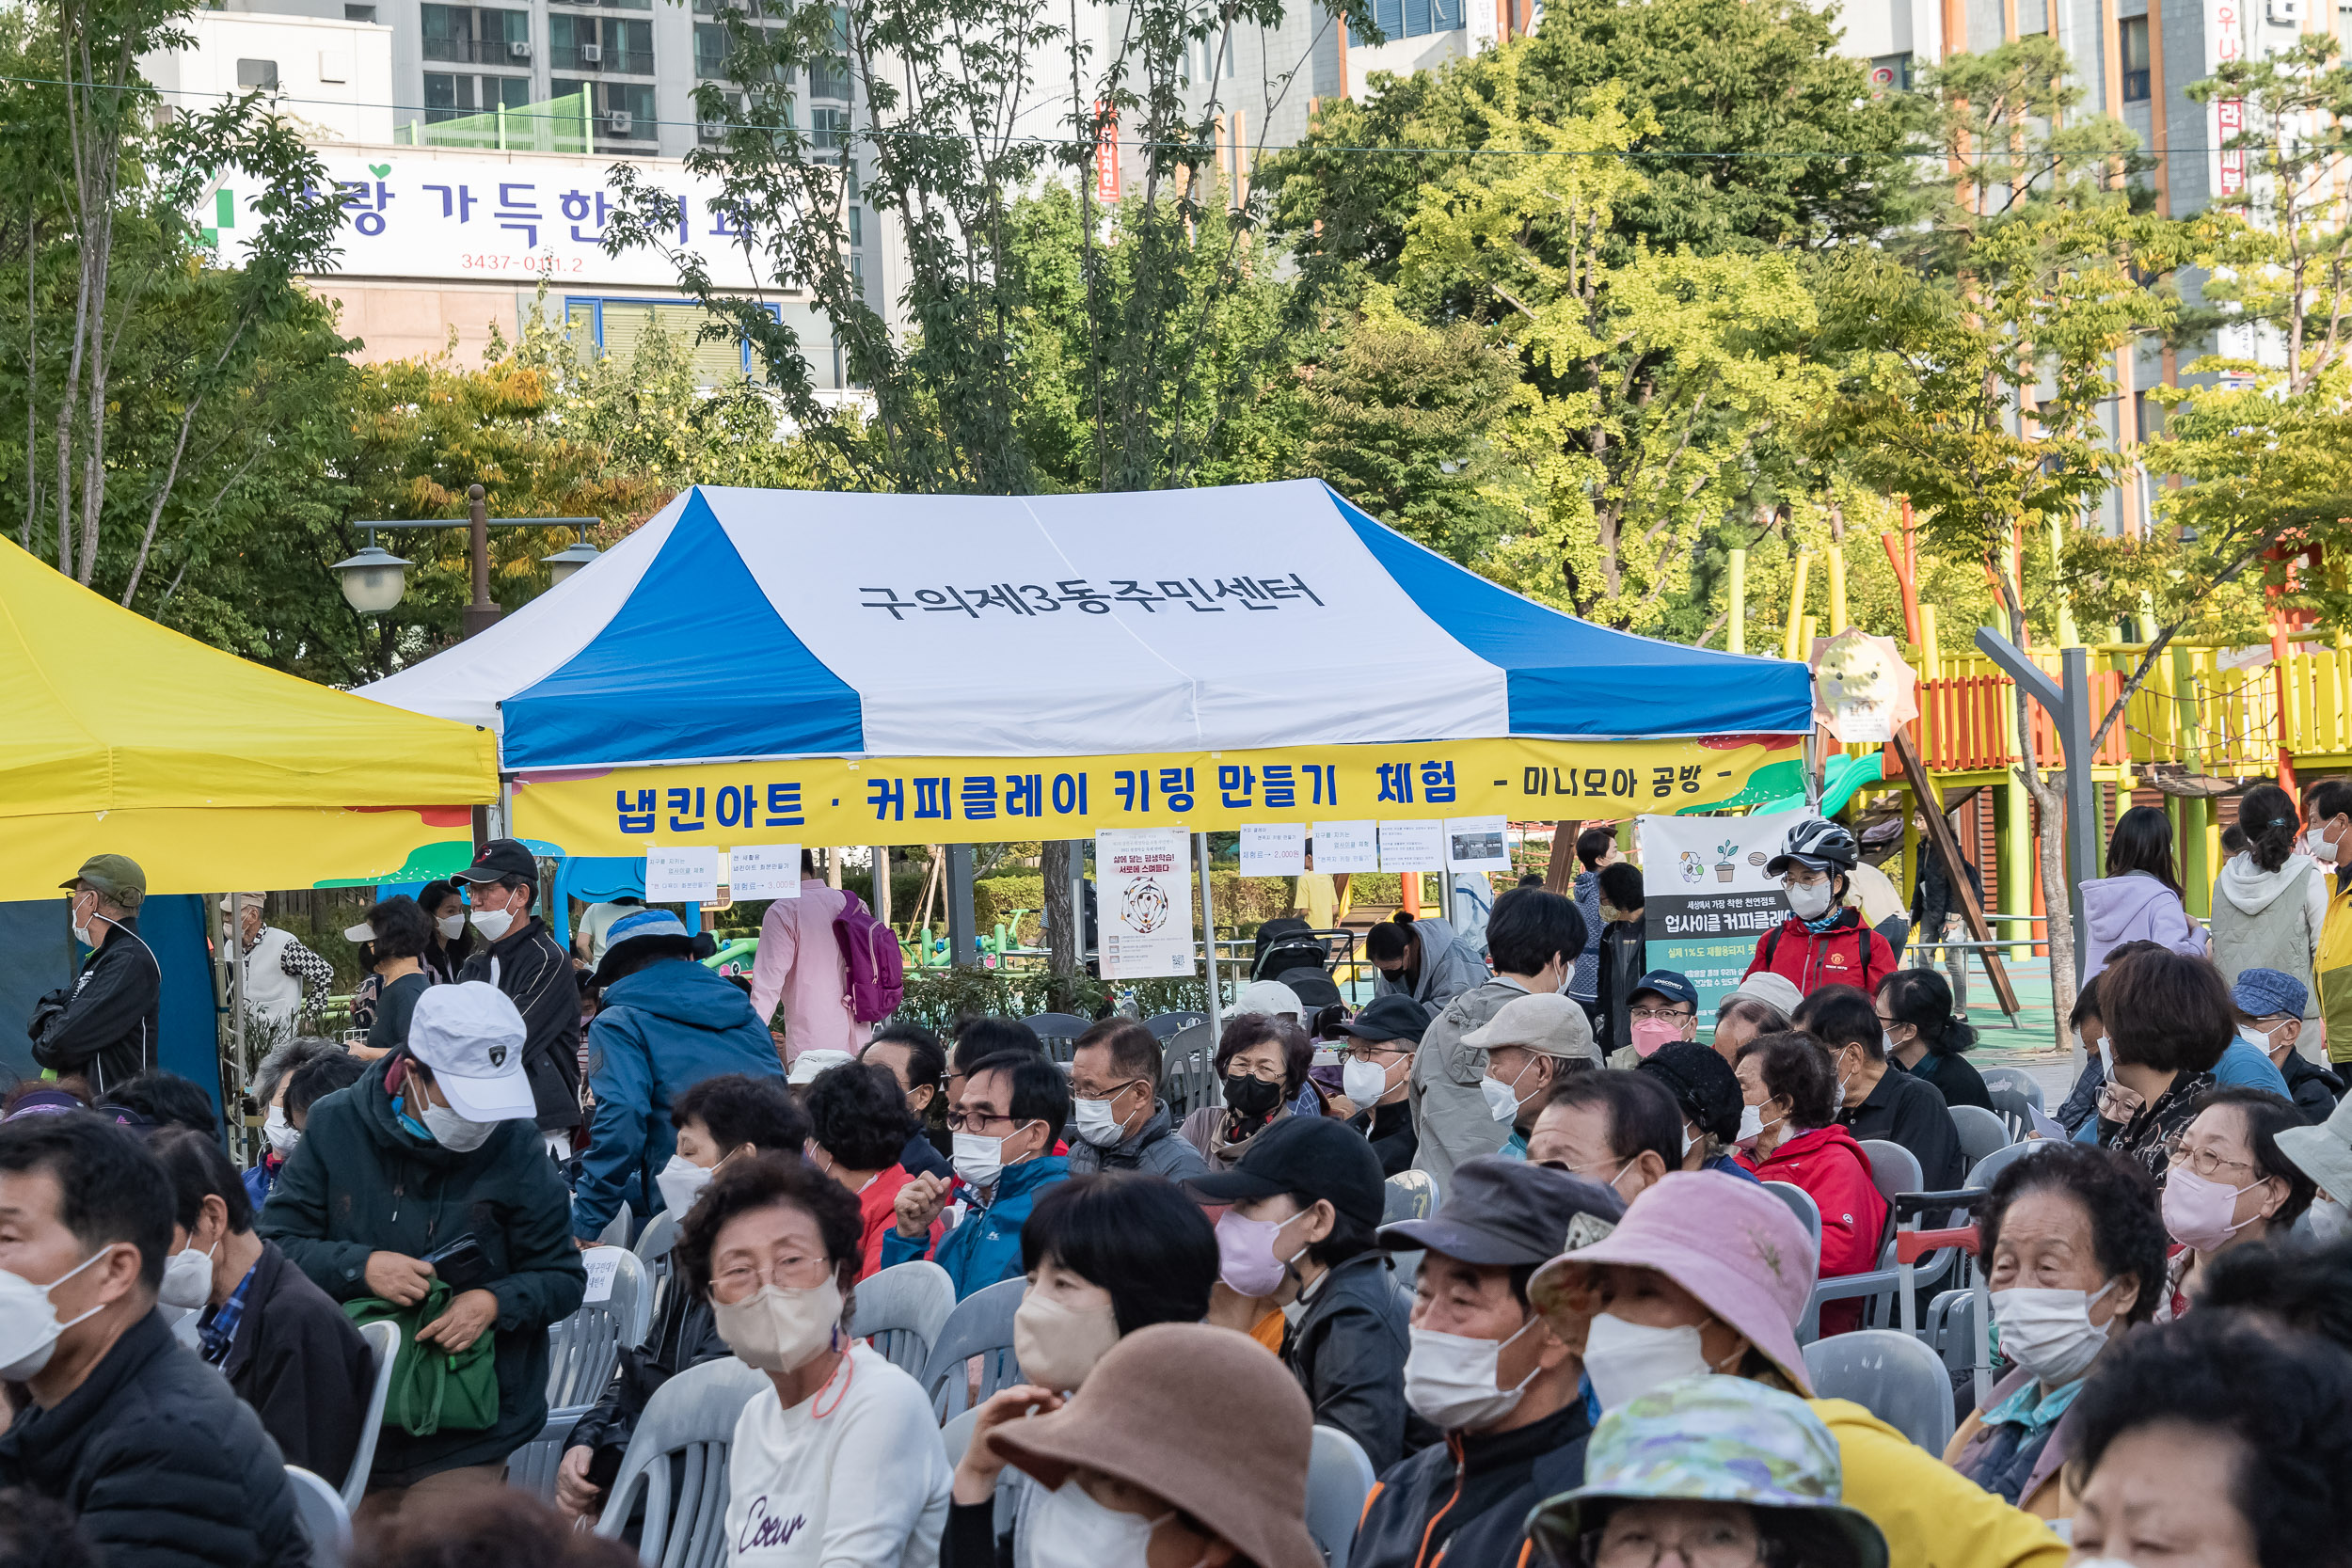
[831,891,905,1022]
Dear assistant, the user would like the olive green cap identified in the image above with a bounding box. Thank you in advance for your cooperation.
[62,853,146,907]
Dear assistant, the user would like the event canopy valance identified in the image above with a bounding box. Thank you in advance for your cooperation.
[361,481,1813,854]
[0,537,501,900]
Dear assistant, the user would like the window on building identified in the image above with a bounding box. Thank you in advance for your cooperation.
[344,4,377,20]
[1351,0,1465,46]
[811,104,850,155]
[423,72,532,121]
[2121,16,2151,103]
[564,298,799,386]
[235,58,278,88]
[551,13,649,71]
[423,7,529,64]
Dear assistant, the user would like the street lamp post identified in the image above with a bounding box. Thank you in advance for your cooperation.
[333,483,604,636]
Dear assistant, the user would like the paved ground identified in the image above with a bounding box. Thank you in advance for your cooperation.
[1938,955,2084,1103]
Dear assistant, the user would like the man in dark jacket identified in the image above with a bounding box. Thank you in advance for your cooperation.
[0,1114,307,1568]
[1065,1017,1211,1180]
[258,981,587,1519]
[1592,862,1647,1058]
[573,908,785,1242]
[30,854,162,1097]
[1351,1159,1625,1568]
[453,837,583,1146]
[150,1126,375,1484]
[1189,1116,1423,1471]
[1337,994,1428,1176]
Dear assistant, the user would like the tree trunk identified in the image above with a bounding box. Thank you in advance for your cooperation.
[1042,839,1078,979]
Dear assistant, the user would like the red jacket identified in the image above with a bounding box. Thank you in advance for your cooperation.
[1744,908,1897,999]
[856,1164,941,1281]
[1740,1123,1887,1336]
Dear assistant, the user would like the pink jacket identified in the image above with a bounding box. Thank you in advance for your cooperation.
[748,880,869,1061]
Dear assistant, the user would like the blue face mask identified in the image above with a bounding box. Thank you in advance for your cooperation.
[390,1094,433,1143]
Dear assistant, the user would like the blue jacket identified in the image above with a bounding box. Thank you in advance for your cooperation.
[2211,1036,2293,1099]
[572,958,785,1241]
[880,1154,1069,1299]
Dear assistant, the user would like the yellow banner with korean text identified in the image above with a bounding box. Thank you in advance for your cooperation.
[510,735,1802,855]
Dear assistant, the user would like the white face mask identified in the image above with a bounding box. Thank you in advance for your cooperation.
[2309,1195,2352,1243]
[711,1274,843,1373]
[655,1151,719,1216]
[0,1246,118,1381]
[437,912,469,941]
[1482,1060,1538,1123]
[420,1099,498,1152]
[1582,1312,1720,1411]
[263,1104,300,1156]
[1404,1317,1541,1431]
[1735,1103,1766,1147]
[1027,1479,1171,1568]
[70,894,98,949]
[2308,825,2343,865]
[1343,1054,1394,1108]
[1012,1289,1122,1392]
[1784,879,1835,920]
[1069,1092,1136,1148]
[1992,1279,2118,1386]
[469,901,516,942]
[2098,1037,2115,1081]
[159,1238,217,1311]
[952,1125,1033,1192]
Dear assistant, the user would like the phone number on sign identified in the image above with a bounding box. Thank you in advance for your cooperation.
[456,253,586,273]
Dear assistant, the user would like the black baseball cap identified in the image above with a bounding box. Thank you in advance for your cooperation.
[1185,1116,1385,1229]
[453,838,538,884]
[1639,1040,1744,1145]
[1339,993,1432,1045]
[1375,1157,1624,1267]
[1628,971,1698,1011]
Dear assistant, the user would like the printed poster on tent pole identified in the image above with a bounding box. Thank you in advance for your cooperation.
[1638,810,1809,1026]
[1095,827,1196,978]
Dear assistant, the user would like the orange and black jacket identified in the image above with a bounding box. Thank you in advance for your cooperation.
[1351,1400,1592,1568]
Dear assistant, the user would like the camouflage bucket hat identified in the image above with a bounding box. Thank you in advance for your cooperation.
[1524,1377,1887,1568]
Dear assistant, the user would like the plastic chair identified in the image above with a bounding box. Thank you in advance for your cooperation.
[1161,1022,1216,1119]
[1144,1010,1208,1043]
[1306,1425,1376,1568]
[1986,1086,2038,1142]
[1761,1181,1822,1256]
[1964,1137,2052,1192]
[1802,1329,1957,1453]
[942,1405,980,1465]
[1980,1066,2045,1110]
[921,1275,1028,1419]
[1948,1104,2013,1170]
[596,1202,633,1250]
[342,1320,402,1511]
[634,1210,681,1345]
[592,1354,771,1565]
[512,1246,649,1499]
[285,1465,351,1568]
[850,1259,957,1376]
[1020,1013,1091,1065]
[1382,1170,1437,1225]
[1800,1140,1922,1342]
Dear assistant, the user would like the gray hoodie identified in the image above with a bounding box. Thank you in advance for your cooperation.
[1372,914,1489,1012]
[2213,851,2324,1009]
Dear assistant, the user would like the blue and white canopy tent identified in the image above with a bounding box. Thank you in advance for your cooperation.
[361,480,1813,968]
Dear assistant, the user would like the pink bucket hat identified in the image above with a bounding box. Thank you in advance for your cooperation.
[1528,1170,1817,1394]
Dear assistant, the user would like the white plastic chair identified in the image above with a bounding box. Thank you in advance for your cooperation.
[1979,1066,2044,1110]
[597,1202,634,1250]
[1020,1013,1091,1064]
[1144,1010,1208,1042]
[1947,1104,2012,1170]
[511,1246,650,1499]
[285,1465,351,1568]
[1161,1022,1216,1118]
[1306,1425,1376,1568]
[921,1275,1028,1419]
[1965,1138,2052,1193]
[1800,1139,1922,1342]
[634,1209,682,1345]
[342,1320,402,1511]
[1761,1181,1822,1257]
[1803,1329,1957,1453]
[592,1354,770,1566]
[850,1259,956,1376]
[942,1405,980,1465]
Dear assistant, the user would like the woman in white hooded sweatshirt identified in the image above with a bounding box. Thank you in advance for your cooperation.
[2211,784,2325,1022]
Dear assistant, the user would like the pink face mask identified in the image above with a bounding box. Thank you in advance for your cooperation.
[1215,1210,1299,1297]
[1629,1019,1684,1058]
[2161,1164,2267,1253]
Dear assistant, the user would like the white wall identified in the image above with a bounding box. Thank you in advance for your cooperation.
[144,11,395,145]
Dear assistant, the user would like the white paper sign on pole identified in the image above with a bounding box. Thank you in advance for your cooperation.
[1444,816,1512,871]
[1311,820,1379,873]
[729,844,803,899]
[1238,823,1308,878]
[1095,828,1197,978]
[1378,819,1445,872]
[644,846,721,904]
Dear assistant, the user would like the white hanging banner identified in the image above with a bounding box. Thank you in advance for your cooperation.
[728,844,803,899]
[1378,819,1445,872]
[644,845,721,903]
[1238,823,1308,878]
[1444,816,1512,872]
[1095,827,1197,978]
[1311,820,1379,874]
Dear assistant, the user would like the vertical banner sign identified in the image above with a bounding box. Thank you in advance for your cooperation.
[1095,827,1195,978]
[1094,103,1121,204]
[2208,0,2246,198]
[1637,810,1809,1026]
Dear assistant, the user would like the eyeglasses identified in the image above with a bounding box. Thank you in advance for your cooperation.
[1629,1006,1694,1024]
[1585,1522,1766,1568]
[710,1250,835,1300]
[1340,1041,1408,1060]
[946,1107,1031,1134]
[2165,1142,2256,1180]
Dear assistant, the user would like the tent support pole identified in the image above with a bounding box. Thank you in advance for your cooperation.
[872,847,891,927]
[946,844,977,967]
[1198,833,1222,1037]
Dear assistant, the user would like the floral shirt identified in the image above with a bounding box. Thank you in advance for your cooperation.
[2103,1070,2216,1189]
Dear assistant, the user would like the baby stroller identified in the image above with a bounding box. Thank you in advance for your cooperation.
[1252,918,1329,983]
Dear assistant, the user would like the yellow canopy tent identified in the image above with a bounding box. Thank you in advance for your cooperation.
[0,537,500,901]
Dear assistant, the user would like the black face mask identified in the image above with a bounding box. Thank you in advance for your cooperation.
[1223,1073,1285,1120]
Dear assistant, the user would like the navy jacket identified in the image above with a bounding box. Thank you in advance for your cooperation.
[573,957,785,1241]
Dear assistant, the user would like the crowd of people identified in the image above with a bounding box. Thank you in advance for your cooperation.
[8,800,2352,1568]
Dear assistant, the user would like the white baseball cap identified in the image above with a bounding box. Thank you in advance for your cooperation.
[1234,979,1304,1020]
[406,981,536,1121]
[787,1048,857,1086]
